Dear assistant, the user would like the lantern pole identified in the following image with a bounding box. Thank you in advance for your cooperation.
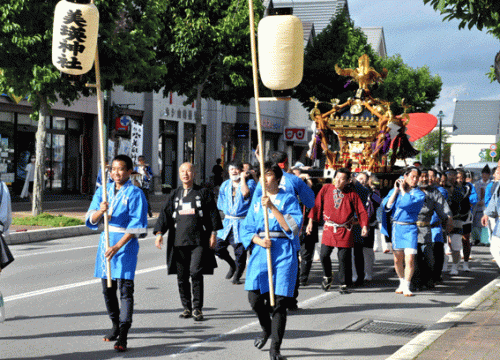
[248,0,275,306]
[90,0,112,288]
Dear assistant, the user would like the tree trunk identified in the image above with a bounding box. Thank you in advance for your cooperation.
[32,98,48,216]
[194,84,203,184]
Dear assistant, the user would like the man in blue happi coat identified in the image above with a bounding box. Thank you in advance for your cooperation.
[215,160,257,284]
[86,154,148,352]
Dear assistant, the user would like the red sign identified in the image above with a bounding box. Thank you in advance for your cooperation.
[284,127,306,141]
[115,115,131,132]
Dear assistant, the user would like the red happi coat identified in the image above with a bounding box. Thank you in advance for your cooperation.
[308,184,369,248]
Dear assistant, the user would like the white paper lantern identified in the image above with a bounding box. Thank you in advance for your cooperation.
[258,15,304,91]
[52,0,99,75]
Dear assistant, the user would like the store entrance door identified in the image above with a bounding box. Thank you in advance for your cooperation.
[161,133,177,189]
[15,131,36,195]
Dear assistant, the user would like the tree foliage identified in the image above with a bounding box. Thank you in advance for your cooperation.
[371,55,443,115]
[294,11,442,115]
[158,0,264,106]
[294,11,377,112]
[0,0,168,214]
[157,0,264,180]
[423,0,500,38]
[414,129,451,167]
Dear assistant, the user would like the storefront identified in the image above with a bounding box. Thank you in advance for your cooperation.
[0,97,90,196]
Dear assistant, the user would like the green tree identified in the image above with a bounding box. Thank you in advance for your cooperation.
[294,11,378,112]
[294,11,442,114]
[423,0,500,37]
[0,0,167,215]
[371,55,442,115]
[157,0,265,180]
[414,129,451,167]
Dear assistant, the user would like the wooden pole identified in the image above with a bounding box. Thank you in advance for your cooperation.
[248,0,275,306]
[90,0,112,288]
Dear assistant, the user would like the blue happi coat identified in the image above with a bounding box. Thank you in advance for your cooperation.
[86,180,148,280]
[381,187,425,250]
[217,178,257,243]
[241,189,302,297]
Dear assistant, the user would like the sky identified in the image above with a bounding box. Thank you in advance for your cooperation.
[348,0,500,125]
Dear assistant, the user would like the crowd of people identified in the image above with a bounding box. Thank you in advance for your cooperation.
[85,153,500,359]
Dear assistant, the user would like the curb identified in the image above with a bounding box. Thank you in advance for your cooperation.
[386,278,500,360]
[5,218,158,245]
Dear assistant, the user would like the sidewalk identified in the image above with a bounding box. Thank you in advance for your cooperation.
[389,278,500,360]
[8,195,500,359]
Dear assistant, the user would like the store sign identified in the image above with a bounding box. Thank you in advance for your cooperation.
[115,115,131,132]
[258,117,282,132]
[234,123,249,138]
[284,127,306,142]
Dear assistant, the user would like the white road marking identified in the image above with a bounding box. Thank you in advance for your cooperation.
[169,292,333,357]
[12,236,156,258]
[4,265,166,302]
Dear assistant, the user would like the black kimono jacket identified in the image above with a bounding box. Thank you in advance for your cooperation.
[153,184,222,274]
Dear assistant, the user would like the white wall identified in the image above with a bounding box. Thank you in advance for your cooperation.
[448,134,499,167]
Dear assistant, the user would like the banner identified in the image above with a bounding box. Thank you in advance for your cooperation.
[130,121,143,165]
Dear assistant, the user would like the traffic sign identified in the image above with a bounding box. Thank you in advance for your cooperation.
[491,151,497,158]
[491,144,497,151]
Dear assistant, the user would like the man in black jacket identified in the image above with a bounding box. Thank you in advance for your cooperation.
[154,162,222,321]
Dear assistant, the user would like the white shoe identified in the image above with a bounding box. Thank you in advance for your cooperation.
[462,262,470,272]
[403,288,414,297]
[450,264,459,275]
[395,286,404,294]
[364,275,373,281]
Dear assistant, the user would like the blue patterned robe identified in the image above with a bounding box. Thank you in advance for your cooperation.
[217,178,257,243]
[241,189,302,297]
[86,180,148,280]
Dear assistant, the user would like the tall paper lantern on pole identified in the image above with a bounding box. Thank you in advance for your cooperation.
[52,0,112,287]
[52,0,99,75]
[258,10,304,95]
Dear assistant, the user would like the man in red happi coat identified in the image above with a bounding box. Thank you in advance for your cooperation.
[306,167,369,292]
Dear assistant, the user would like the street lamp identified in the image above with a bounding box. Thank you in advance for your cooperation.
[437,110,445,169]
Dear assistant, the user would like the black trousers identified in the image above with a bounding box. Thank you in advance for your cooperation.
[175,245,204,311]
[353,227,375,282]
[248,290,289,355]
[432,242,445,282]
[214,230,247,280]
[299,223,318,284]
[101,279,134,328]
[141,187,152,215]
[412,242,435,289]
[320,244,352,286]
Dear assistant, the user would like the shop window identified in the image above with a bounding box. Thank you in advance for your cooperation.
[53,116,66,130]
[0,112,15,185]
[68,119,81,131]
[17,114,37,127]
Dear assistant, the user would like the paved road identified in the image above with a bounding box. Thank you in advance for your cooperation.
[1,234,499,360]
